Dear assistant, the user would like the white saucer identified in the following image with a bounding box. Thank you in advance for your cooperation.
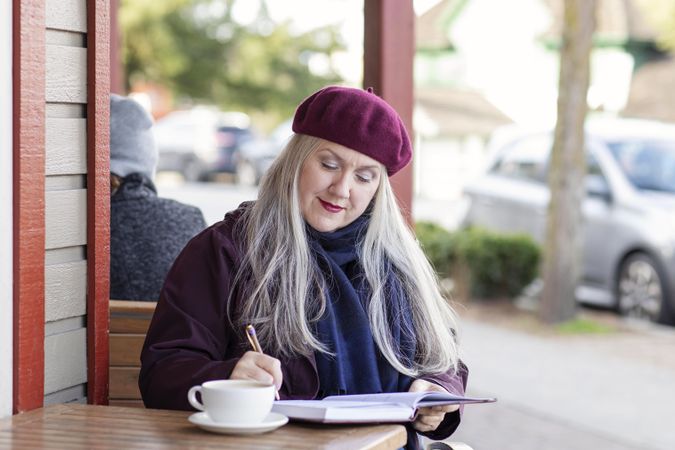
[188,412,289,435]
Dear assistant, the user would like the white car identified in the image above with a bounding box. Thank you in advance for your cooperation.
[461,118,675,324]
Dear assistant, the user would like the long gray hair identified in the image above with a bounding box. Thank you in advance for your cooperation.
[231,134,459,376]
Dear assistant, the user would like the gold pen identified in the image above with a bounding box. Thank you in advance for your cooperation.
[246,324,280,400]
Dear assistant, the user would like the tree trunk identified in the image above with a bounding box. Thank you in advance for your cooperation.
[540,0,596,323]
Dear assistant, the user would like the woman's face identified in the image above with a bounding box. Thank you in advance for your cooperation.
[298,140,382,233]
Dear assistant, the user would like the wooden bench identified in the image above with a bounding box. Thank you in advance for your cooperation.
[108,299,157,407]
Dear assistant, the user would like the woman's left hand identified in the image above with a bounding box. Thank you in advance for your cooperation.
[408,379,459,433]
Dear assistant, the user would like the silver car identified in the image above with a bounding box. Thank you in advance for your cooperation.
[154,108,254,181]
[236,119,293,186]
[461,118,675,324]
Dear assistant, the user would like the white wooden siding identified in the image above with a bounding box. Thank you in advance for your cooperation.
[46,0,86,33]
[44,328,87,395]
[45,247,86,266]
[46,29,86,47]
[45,317,86,336]
[45,189,87,250]
[0,0,12,417]
[46,103,86,119]
[45,260,87,322]
[46,118,87,176]
[46,45,87,103]
[43,0,89,406]
[44,384,87,406]
[45,175,86,191]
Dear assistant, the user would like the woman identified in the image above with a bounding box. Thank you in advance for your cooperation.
[139,86,468,448]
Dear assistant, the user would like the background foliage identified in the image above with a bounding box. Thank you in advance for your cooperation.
[636,0,675,51]
[416,223,541,299]
[120,0,345,122]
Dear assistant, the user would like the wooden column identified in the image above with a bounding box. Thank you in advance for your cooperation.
[363,0,415,224]
[109,0,123,94]
[87,0,111,405]
[12,0,46,413]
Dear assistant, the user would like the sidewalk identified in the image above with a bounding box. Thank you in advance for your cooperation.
[450,303,675,450]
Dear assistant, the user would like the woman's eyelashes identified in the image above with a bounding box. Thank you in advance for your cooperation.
[321,160,339,170]
[321,161,374,183]
[320,159,375,183]
[356,172,373,183]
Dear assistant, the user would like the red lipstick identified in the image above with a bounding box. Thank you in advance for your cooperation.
[319,199,344,213]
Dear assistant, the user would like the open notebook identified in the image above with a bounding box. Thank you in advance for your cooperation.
[272,391,496,424]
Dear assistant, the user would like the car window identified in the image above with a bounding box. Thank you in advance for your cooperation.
[586,152,604,177]
[607,139,675,193]
[490,134,551,183]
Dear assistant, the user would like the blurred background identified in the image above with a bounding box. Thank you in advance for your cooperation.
[115,1,675,448]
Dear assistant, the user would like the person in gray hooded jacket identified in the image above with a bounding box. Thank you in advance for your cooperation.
[110,94,207,301]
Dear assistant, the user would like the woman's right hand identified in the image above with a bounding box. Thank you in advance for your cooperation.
[230,351,283,392]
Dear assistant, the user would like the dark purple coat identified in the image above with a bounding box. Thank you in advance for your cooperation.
[139,203,468,441]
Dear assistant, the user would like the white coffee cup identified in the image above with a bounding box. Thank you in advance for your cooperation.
[187,379,275,424]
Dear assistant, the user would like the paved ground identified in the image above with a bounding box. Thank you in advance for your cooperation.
[447,303,675,450]
[156,176,259,225]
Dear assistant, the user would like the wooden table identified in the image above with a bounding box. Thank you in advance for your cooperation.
[0,404,407,449]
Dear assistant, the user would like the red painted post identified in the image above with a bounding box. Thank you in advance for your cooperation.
[109,0,124,94]
[364,0,415,226]
[12,0,46,413]
[87,0,111,405]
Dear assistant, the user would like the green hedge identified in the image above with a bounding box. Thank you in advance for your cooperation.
[416,222,541,299]
[414,222,459,276]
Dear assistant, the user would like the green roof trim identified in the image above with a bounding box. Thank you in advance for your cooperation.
[540,35,657,51]
[416,45,456,54]
[442,0,471,29]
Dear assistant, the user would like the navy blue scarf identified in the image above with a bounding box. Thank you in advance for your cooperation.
[307,213,416,398]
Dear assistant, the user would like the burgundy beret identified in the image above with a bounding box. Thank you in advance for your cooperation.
[292,86,412,176]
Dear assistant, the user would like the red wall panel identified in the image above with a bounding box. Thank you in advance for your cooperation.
[12,0,46,413]
[87,0,111,405]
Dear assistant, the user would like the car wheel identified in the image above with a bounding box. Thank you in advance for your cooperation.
[617,253,673,324]
[235,160,258,187]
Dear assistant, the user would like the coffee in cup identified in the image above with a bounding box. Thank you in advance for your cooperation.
[188,379,275,424]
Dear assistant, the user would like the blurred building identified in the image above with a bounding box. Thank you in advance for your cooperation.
[413,87,511,200]
[413,0,673,201]
[623,55,675,123]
